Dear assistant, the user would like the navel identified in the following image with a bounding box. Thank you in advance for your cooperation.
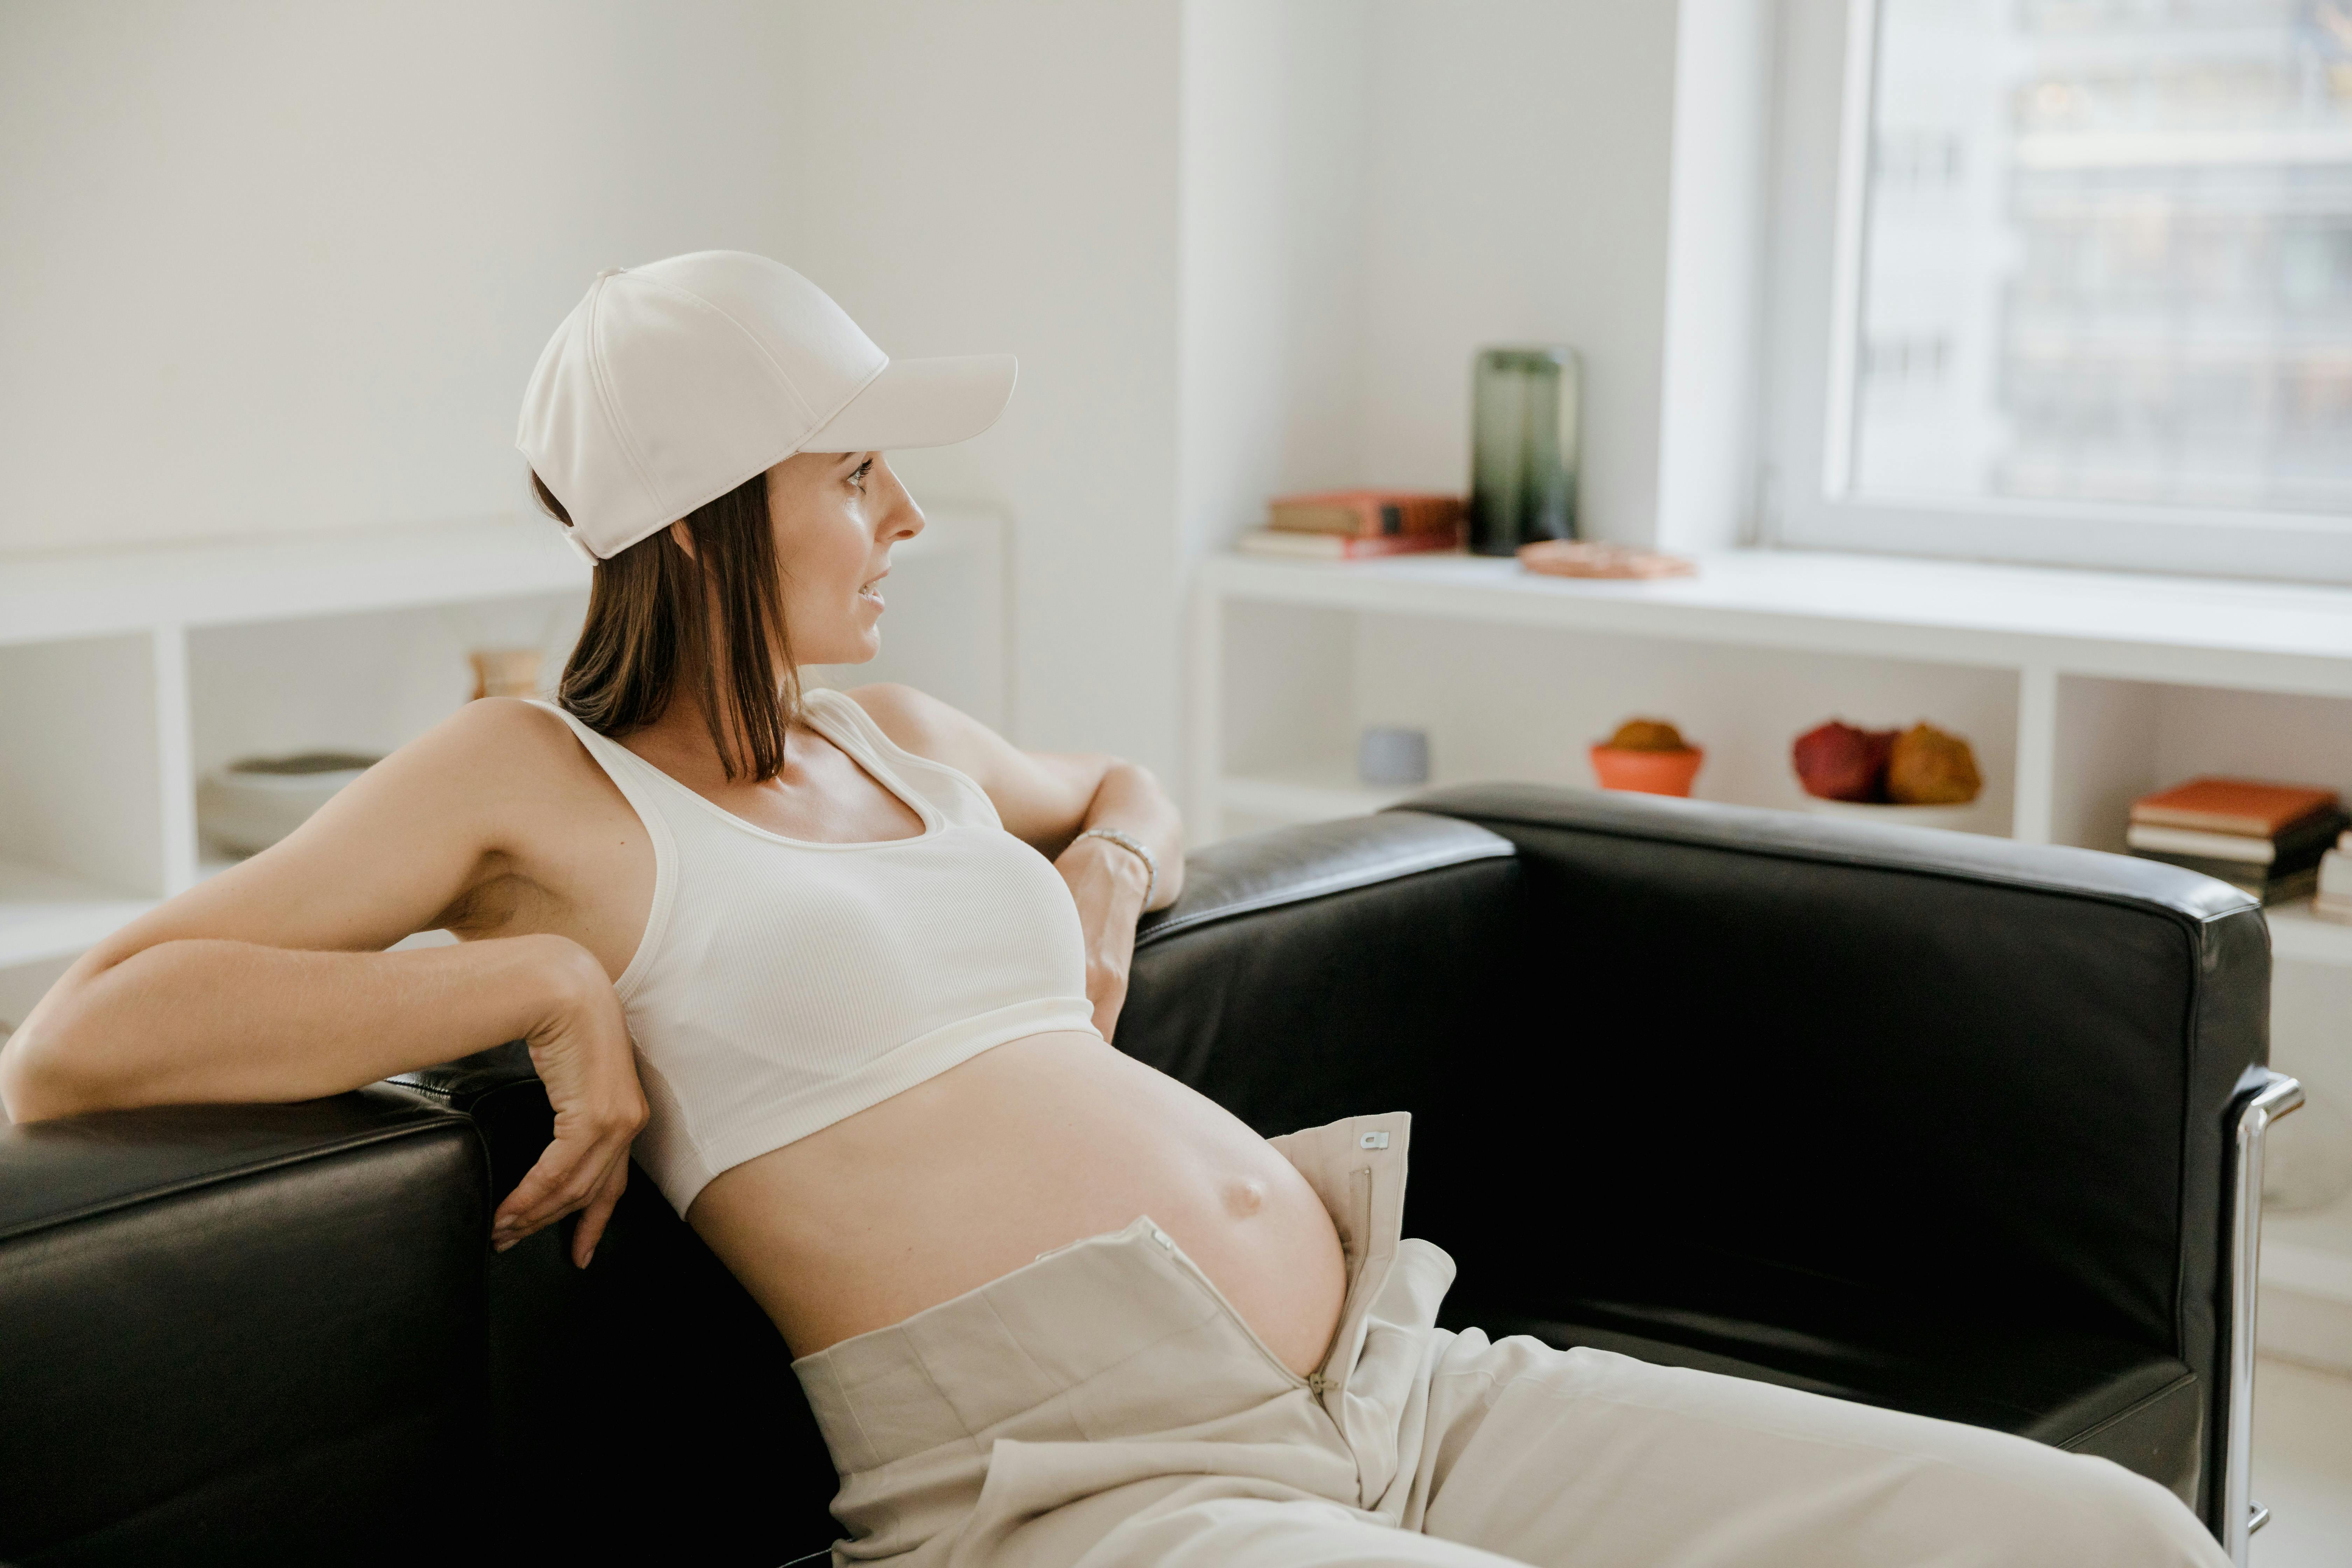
[1224,1177,1267,1218]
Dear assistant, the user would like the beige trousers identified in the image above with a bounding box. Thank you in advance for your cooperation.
[793,1113,2225,1568]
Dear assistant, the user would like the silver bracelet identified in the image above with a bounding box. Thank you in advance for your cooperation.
[1078,826,1157,906]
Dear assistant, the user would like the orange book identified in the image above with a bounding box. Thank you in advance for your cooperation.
[1268,490,1464,540]
[2129,777,2340,838]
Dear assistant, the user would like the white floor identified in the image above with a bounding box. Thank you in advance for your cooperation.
[2252,1356,2352,1567]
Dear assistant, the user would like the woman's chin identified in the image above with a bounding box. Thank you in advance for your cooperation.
[826,635,883,666]
[793,620,884,667]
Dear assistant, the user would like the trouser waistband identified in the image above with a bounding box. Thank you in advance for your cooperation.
[791,1111,1415,1477]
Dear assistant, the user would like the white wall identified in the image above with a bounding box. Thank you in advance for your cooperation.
[1655,0,1774,554]
[1176,0,1765,557]
[778,2,1185,771]
[1352,1,1684,545]
[1177,0,1371,558]
[2,0,1189,778]
[4,0,1744,793]
[0,1,804,552]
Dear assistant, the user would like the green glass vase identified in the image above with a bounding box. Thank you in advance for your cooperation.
[1468,346,1581,556]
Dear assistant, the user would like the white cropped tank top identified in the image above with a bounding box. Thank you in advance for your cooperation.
[530,689,1100,1215]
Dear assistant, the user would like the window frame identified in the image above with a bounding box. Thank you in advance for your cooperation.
[1759,0,2352,584]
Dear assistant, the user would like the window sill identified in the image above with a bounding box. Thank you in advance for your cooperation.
[1202,546,2352,694]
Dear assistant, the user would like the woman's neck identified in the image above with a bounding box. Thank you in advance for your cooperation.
[623,688,803,792]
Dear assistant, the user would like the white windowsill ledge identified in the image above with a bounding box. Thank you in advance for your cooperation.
[1201,547,2352,695]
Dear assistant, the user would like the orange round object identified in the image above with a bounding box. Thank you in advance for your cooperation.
[1590,744,1703,797]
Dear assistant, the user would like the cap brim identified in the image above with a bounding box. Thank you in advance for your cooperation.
[799,353,1017,453]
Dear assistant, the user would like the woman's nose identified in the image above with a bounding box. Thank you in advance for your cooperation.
[877,460,924,540]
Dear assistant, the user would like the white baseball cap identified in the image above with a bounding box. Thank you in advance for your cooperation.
[516,251,1016,560]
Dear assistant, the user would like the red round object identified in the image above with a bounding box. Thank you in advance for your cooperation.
[1792,721,1897,802]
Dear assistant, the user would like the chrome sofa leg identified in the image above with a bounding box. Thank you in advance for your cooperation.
[2225,1070,2302,1567]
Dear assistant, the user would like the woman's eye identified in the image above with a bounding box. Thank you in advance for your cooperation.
[849,460,873,490]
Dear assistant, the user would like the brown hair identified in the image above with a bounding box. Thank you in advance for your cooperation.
[533,470,797,781]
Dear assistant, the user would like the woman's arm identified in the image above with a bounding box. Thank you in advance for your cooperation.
[849,684,1183,1038]
[0,700,647,1265]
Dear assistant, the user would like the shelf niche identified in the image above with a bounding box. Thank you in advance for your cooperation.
[1213,602,2018,839]
[187,592,588,825]
[0,633,173,970]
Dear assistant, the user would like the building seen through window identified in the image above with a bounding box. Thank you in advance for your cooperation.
[1855,0,2352,518]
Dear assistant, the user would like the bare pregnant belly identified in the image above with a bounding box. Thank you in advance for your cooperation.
[684,1031,1348,1377]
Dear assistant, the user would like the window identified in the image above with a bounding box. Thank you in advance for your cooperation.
[1764,0,2352,581]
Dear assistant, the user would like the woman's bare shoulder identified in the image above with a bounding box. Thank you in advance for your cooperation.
[842,684,1111,846]
[402,700,644,841]
[283,699,630,905]
[431,694,584,757]
[842,683,1010,774]
[351,697,620,827]
[842,682,954,751]
[54,700,622,969]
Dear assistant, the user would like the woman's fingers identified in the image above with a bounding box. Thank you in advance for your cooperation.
[490,1136,592,1250]
[493,950,647,1257]
[490,1115,638,1252]
[570,1154,630,1267]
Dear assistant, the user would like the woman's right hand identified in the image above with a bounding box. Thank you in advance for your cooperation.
[489,937,650,1267]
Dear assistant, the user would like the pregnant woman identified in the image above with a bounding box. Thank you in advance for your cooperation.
[0,253,2222,1568]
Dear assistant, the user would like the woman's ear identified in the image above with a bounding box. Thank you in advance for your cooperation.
[667,519,698,561]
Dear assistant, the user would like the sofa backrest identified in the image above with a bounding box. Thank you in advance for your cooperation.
[1408,785,2266,1353]
[397,808,1520,1567]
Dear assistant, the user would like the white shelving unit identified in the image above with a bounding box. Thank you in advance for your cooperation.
[2269,902,2352,973]
[0,520,592,979]
[1190,545,2352,1364]
[0,862,159,973]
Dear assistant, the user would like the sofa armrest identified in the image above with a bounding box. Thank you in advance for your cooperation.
[1404,784,2267,1522]
[393,1038,550,1200]
[0,1091,489,1564]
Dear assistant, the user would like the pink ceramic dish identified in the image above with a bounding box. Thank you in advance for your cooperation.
[1590,744,1703,797]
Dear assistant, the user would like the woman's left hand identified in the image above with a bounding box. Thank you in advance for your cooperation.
[1055,835,1153,1040]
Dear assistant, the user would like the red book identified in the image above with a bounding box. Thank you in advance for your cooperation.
[2129,778,2340,838]
[1267,490,1464,540]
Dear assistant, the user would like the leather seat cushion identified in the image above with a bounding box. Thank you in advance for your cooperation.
[1443,1272,2200,1507]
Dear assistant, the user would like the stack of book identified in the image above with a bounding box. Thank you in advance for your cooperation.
[1238,490,1465,561]
[2125,778,2350,905]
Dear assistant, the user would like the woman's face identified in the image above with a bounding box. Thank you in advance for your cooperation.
[763,449,924,666]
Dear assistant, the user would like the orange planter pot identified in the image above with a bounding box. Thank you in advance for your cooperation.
[1590,744,1703,797]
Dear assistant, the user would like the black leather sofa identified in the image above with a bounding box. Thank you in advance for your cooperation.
[0,786,2289,1566]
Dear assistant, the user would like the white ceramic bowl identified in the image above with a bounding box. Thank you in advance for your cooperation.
[1799,796,1988,832]
[197,754,380,855]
